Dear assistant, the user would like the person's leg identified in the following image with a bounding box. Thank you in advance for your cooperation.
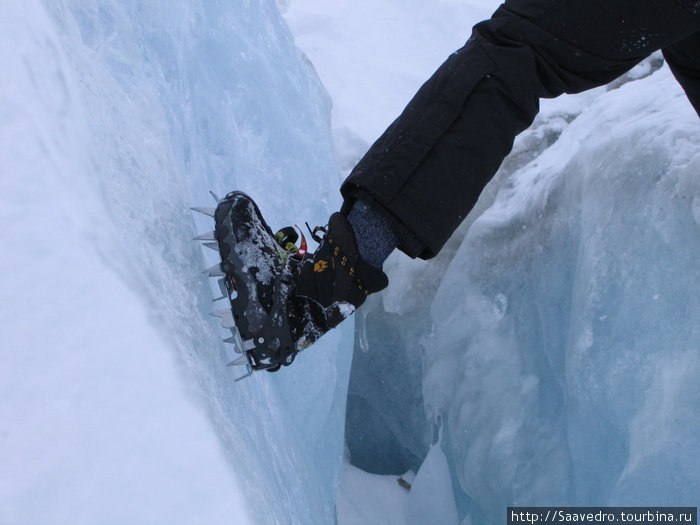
[346,199,399,269]
[214,1,700,371]
[342,0,700,259]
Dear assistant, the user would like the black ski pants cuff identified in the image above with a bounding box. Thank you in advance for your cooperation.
[341,0,700,259]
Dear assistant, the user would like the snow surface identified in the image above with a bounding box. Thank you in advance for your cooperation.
[335,463,412,525]
[3,0,700,524]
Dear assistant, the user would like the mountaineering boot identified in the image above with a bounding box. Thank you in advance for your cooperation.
[292,211,390,348]
[211,191,388,373]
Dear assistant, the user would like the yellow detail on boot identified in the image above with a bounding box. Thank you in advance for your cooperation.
[275,244,289,263]
[314,260,329,272]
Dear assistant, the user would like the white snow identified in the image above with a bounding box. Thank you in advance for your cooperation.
[336,463,412,525]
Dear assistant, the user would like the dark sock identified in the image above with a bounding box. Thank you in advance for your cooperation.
[346,199,398,268]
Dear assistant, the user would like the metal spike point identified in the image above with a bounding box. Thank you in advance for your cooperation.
[227,354,254,381]
[191,207,216,217]
[212,295,227,302]
[223,337,242,353]
[234,364,254,382]
[202,242,219,252]
[211,308,235,328]
[210,190,222,203]
[202,263,224,277]
[227,354,249,367]
[194,231,216,241]
[224,331,245,353]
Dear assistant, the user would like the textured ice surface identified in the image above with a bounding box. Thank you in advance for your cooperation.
[285,1,700,522]
[424,67,700,519]
[6,0,700,523]
[360,66,700,522]
[1,1,349,524]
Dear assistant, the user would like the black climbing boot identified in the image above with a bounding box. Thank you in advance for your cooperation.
[201,191,388,375]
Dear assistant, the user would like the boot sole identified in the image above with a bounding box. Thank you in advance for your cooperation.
[214,191,296,371]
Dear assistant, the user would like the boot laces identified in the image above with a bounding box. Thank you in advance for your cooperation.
[306,222,327,243]
[274,225,308,260]
[274,222,328,262]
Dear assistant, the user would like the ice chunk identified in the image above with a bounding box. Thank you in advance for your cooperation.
[407,444,459,525]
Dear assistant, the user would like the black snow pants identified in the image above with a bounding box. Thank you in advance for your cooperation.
[341,0,700,259]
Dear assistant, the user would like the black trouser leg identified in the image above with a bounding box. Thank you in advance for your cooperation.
[663,32,700,114]
[341,0,700,259]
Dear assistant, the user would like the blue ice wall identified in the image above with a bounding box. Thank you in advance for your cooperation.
[5,1,349,523]
[348,61,700,522]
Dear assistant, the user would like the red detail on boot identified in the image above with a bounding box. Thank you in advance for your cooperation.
[295,225,308,256]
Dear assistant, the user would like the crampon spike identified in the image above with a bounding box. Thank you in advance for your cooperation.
[227,354,253,381]
[223,330,245,353]
[211,308,235,328]
[227,354,249,366]
[235,367,253,381]
[202,242,219,252]
[210,190,221,203]
[203,263,224,277]
[191,207,216,217]
[194,231,216,241]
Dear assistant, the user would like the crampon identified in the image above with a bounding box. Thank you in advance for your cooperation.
[192,190,308,381]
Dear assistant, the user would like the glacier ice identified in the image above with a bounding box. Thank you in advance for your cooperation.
[428,66,700,516]
[348,61,700,522]
[5,0,700,523]
[286,0,700,521]
[2,0,350,524]
[406,443,460,525]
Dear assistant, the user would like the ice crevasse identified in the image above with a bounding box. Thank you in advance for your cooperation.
[2,0,700,524]
[353,55,700,522]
